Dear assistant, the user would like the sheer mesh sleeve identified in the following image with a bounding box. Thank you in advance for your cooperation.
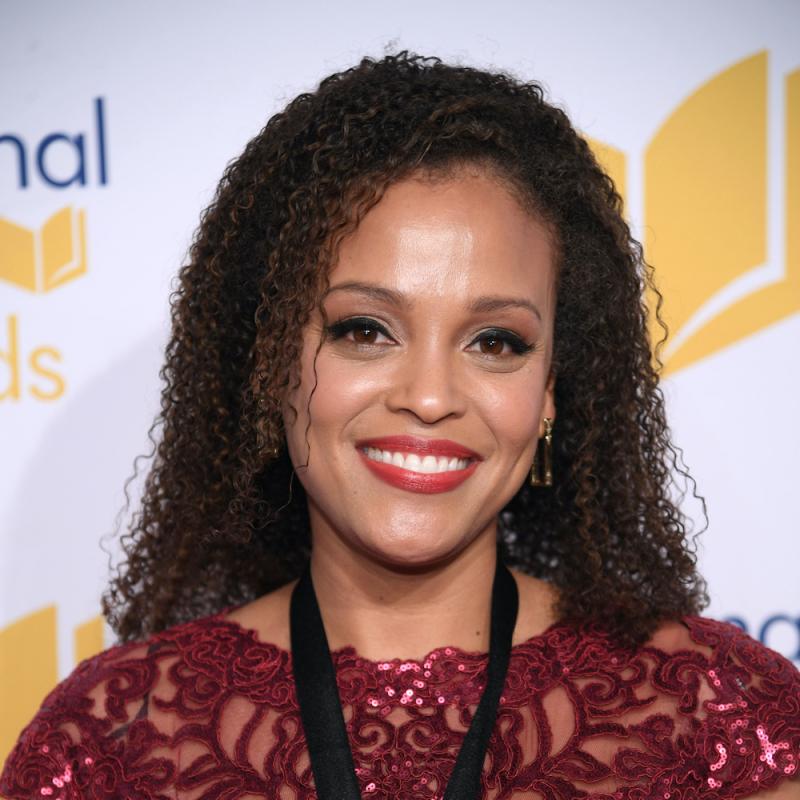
[648,616,800,797]
[0,640,173,799]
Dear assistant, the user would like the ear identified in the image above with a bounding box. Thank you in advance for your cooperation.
[540,369,556,438]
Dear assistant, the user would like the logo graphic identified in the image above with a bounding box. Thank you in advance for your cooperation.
[0,207,87,292]
[0,97,108,189]
[0,314,66,401]
[0,96,107,293]
[587,52,800,377]
[0,99,107,405]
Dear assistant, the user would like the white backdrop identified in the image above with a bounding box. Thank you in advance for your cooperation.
[1,0,798,765]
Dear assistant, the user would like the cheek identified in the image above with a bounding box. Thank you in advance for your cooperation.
[284,352,379,450]
[312,362,369,430]
[479,379,542,450]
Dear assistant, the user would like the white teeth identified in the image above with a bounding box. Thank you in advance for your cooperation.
[364,447,471,473]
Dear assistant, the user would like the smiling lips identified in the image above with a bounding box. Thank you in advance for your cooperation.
[354,435,482,494]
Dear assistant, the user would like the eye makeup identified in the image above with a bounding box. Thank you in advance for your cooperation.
[323,316,537,358]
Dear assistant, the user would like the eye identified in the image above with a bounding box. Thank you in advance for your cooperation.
[324,317,393,347]
[469,329,535,358]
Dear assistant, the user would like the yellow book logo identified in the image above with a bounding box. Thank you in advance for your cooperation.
[0,207,87,292]
[588,52,800,377]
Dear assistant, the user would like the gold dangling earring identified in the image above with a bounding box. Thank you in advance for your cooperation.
[530,417,553,487]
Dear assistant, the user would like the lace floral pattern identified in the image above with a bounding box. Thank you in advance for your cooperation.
[2,615,799,799]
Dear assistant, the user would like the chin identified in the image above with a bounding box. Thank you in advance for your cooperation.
[354,531,468,574]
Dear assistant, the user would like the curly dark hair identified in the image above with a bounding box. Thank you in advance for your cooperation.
[103,50,709,648]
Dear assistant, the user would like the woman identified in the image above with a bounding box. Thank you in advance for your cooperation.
[2,51,798,800]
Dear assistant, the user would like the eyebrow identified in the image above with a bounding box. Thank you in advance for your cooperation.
[322,281,542,322]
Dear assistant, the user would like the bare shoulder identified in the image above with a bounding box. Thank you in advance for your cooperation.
[222,579,298,651]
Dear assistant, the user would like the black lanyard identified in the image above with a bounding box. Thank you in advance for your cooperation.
[290,552,519,800]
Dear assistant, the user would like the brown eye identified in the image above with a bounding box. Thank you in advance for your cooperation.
[325,317,393,347]
[353,325,378,344]
[479,335,505,356]
[470,329,534,358]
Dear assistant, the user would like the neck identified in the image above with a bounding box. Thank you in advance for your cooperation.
[309,529,499,662]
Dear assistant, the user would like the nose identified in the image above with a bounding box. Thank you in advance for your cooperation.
[384,341,469,424]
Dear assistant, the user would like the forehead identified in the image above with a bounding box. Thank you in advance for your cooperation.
[329,171,556,314]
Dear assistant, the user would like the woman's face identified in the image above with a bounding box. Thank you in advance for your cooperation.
[282,167,557,569]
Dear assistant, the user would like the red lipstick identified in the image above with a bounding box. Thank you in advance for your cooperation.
[355,435,481,460]
[354,435,482,494]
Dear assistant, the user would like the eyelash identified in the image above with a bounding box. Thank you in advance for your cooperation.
[324,317,536,358]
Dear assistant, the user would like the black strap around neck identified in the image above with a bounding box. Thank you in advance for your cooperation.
[290,553,519,800]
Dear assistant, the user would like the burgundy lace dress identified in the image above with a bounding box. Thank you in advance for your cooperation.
[2,613,799,799]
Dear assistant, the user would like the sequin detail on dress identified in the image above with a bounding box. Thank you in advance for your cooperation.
[1,615,799,799]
